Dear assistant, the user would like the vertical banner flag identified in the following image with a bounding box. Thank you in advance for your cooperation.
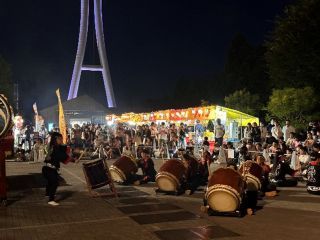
[33,102,39,131]
[33,103,38,115]
[56,89,67,144]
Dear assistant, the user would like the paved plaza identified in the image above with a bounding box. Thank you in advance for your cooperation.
[1,160,320,240]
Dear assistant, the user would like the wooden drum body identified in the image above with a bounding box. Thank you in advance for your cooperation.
[109,156,138,183]
[239,160,262,191]
[83,159,109,189]
[156,159,186,192]
[206,168,245,212]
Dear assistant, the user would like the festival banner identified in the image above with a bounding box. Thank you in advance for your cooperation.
[55,89,67,144]
[33,102,38,115]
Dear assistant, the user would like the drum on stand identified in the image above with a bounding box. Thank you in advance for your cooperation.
[109,156,138,183]
[82,158,118,197]
[239,160,262,191]
[83,159,109,189]
[156,159,186,192]
[205,168,245,212]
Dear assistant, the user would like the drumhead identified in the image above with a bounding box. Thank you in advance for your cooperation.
[245,174,261,191]
[83,158,103,167]
[156,175,177,192]
[207,190,239,212]
[109,166,125,183]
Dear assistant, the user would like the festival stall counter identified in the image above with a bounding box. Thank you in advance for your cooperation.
[105,105,259,142]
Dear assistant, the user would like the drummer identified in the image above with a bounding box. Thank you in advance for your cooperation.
[256,155,277,197]
[133,148,157,185]
[198,151,211,185]
[183,153,201,195]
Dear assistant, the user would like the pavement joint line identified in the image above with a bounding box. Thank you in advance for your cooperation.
[0,216,129,231]
[117,209,186,217]
[61,166,86,184]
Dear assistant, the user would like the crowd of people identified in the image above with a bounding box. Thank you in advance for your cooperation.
[14,117,319,207]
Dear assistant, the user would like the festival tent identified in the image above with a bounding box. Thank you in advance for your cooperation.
[40,95,110,128]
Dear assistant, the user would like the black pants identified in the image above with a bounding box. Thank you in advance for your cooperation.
[261,177,277,193]
[125,174,155,185]
[42,166,59,201]
[215,137,223,147]
[181,175,201,193]
[245,191,258,209]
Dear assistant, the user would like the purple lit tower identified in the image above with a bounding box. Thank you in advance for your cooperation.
[68,0,116,107]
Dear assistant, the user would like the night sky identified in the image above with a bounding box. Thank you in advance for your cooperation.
[0,0,294,115]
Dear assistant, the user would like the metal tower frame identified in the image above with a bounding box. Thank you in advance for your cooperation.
[68,0,116,107]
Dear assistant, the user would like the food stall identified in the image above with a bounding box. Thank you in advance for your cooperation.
[106,105,259,143]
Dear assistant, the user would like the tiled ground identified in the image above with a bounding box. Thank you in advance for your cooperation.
[1,161,320,240]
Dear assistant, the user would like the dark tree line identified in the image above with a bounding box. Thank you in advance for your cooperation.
[155,0,320,123]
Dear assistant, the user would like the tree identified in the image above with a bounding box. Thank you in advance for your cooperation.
[267,87,318,124]
[224,89,261,116]
[266,0,320,90]
[200,99,210,106]
[0,55,13,101]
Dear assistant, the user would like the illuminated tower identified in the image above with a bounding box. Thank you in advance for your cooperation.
[68,0,116,107]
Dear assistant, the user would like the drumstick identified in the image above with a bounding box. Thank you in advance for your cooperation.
[75,150,86,163]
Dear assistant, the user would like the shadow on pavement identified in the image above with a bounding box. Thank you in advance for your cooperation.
[7,173,70,191]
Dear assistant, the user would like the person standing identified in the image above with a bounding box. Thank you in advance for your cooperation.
[244,123,253,142]
[271,121,283,140]
[282,120,295,142]
[260,122,268,143]
[42,132,74,206]
[158,122,168,148]
[214,119,225,147]
[252,122,261,143]
[150,122,158,148]
[195,120,204,144]
[178,123,187,149]
[24,125,33,151]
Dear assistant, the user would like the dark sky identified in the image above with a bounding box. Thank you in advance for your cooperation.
[0,0,294,114]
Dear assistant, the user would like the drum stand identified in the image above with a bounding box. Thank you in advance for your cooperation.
[206,206,244,218]
[202,192,245,218]
[155,188,185,196]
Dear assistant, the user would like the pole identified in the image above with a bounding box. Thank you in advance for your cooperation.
[0,141,7,206]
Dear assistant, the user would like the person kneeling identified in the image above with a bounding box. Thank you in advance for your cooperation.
[133,149,157,185]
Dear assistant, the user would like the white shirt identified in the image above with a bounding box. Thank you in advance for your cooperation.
[215,124,225,138]
[271,126,283,139]
[282,125,295,141]
[159,126,168,140]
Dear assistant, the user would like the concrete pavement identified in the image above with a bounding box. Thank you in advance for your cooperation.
[0,160,319,240]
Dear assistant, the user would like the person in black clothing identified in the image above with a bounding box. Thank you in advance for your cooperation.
[202,137,210,149]
[270,154,297,187]
[183,153,201,195]
[42,132,74,206]
[198,151,211,185]
[22,125,33,151]
[252,122,261,143]
[133,148,157,185]
[265,132,277,145]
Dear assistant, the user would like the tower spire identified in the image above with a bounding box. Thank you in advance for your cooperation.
[68,0,116,108]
